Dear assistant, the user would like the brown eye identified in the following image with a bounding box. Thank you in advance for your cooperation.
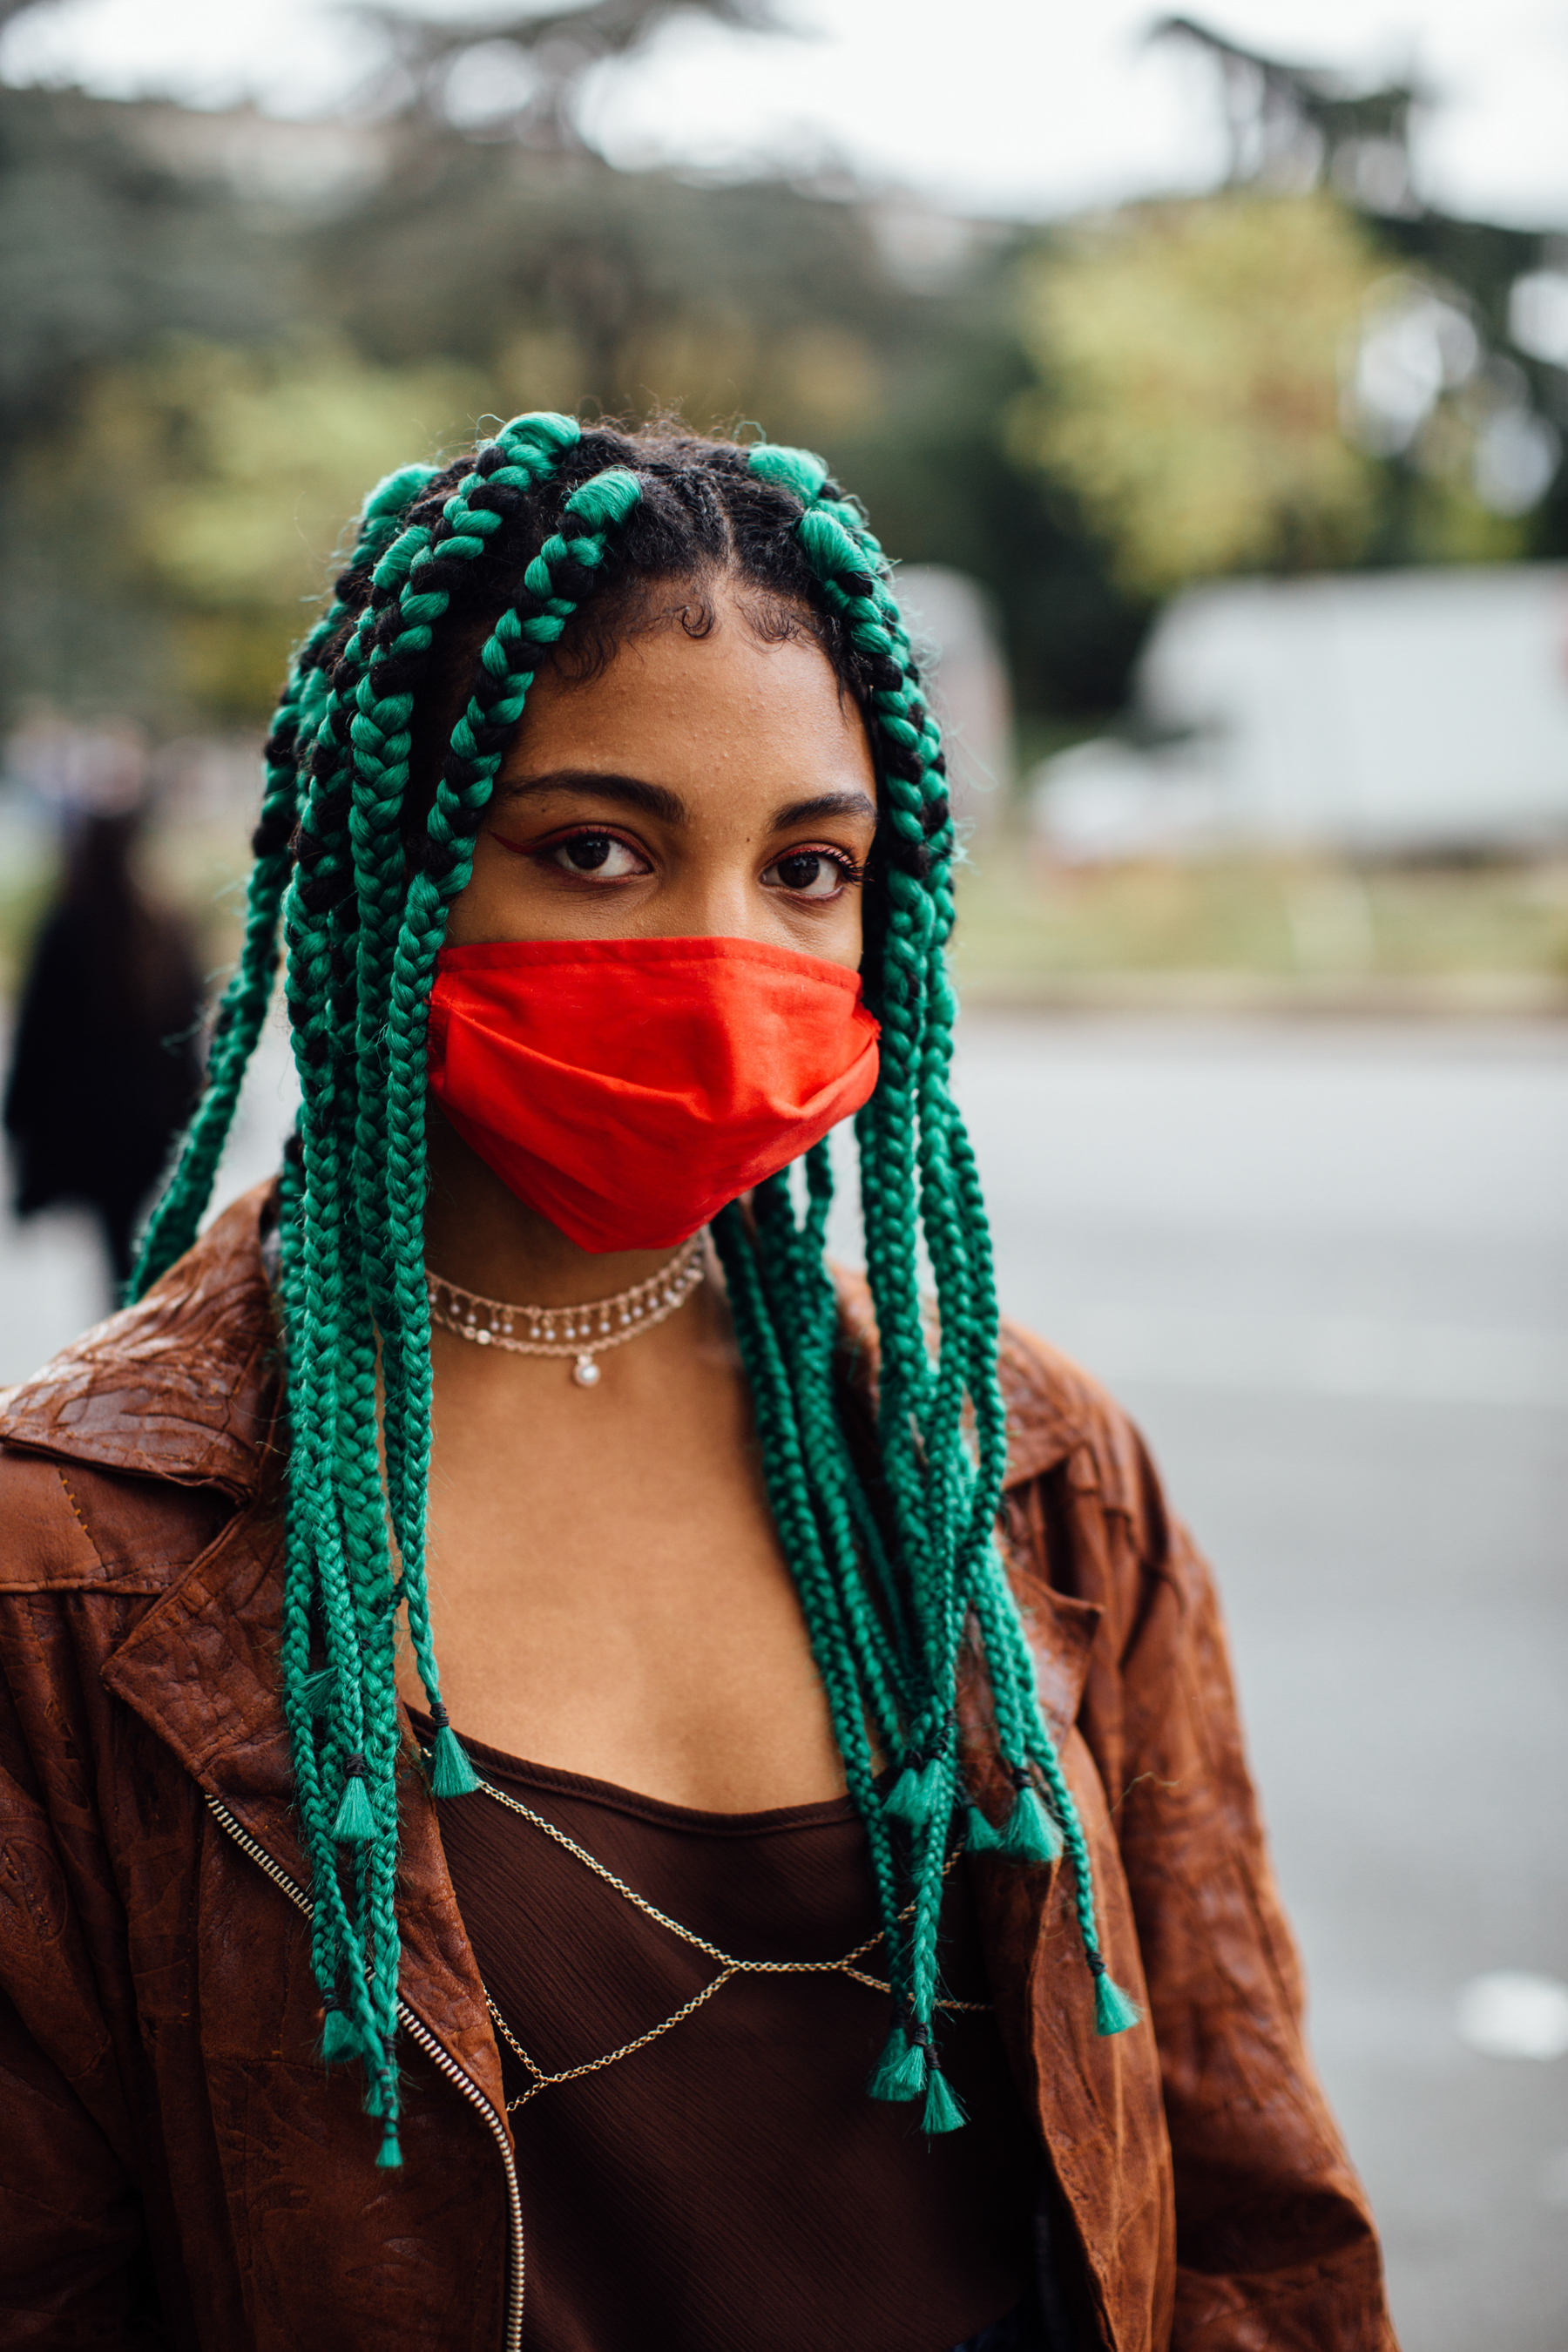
[544,833,645,880]
[763,850,851,900]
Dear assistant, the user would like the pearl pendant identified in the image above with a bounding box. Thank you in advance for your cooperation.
[572,1354,601,1389]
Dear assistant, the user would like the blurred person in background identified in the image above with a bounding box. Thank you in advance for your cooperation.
[3,794,202,1293]
[0,416,1396,2352]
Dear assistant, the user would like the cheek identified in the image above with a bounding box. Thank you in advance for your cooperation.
[813,889,865,974]
[440,829,530,945]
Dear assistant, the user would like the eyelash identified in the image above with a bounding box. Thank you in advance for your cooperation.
[774,844,866,889]
[531,827,866,896]
[537,826,649,878]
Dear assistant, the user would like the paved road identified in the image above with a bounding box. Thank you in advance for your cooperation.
[3,1013,1565,2349]
[947,1016,1568,2352]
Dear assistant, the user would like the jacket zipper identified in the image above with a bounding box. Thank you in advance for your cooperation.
[204,1793,525,2352]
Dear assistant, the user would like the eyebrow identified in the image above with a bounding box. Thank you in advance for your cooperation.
[773,791,878,829]
[491,771,878,833]
[491,770,686,825]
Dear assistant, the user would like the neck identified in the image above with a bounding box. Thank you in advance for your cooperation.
[422,1098,696,1307]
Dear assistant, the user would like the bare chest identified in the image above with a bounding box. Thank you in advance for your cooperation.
[399,1343,844,1810]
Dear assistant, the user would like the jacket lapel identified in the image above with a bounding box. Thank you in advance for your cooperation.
[100,1499,510,2123]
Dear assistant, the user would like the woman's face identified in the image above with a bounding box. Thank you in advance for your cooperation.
[445,585,879,971]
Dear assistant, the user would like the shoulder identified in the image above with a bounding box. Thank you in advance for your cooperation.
[993,1315,1161,1531]
[834,1266,1191,1700]
[0,1185,281,1600]
[833,1262,1163,1529]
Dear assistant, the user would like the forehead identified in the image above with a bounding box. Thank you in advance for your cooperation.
[496,596,877,812]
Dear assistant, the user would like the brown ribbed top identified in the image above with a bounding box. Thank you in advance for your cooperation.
[416,1713,1040,2352]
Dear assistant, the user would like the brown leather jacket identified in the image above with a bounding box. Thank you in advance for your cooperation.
[0,1186,1396,2352]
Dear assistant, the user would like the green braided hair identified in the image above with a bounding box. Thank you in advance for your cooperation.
[132,415,1138,2167]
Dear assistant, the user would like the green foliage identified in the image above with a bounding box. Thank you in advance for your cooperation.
[8,337,492,722]
[308,132,900,406]
[1011,193,1382,593]
[139,341,490,609]
[0,82,278,436]
[15,51,1560,748]
[0,81,284,725]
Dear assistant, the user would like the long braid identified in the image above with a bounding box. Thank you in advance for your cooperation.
[319,432,646,2166]
[750,443,1141,2109]
[269,728,402,2104]
[375,463,644,1815]
[131,416,1137,2172]
[343,425,578,1590]
[132,463,440,1296]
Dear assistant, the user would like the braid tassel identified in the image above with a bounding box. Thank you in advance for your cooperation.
[921,2060,967,2134]
[964,1801,1006,1854]
[1088,1952,1143,2037]
[332,1754,375,1843]
[868,2018,928,2103]
[425,1700,479,1799]
[319,1997,358,2066]
[997,1772,1064,1866]
[882,1712,956,1828]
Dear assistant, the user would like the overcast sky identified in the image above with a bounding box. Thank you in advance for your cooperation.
[4,0,1567,228]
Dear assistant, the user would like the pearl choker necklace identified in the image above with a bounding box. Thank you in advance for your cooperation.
[425,1233,707,1387]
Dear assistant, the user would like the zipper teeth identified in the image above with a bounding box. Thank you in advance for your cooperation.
[204,1794,525,2352]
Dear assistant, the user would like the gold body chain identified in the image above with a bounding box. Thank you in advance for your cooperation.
[474,1776,988,2115]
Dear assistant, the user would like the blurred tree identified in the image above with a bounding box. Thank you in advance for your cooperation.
[363,0,783,150]
[3,5,1564,753]
[0,82,280,437]
[0,79,284,722]
[10,338,492,722]
[1153,16,1421,212]
[0,0,1161,736]
[1154,16,1567,560]
[305,132,893,425]
[1010,193,1380,595]
[304,124,1150,716]
[0,101,1142,729]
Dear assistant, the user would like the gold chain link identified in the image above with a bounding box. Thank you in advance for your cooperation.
[472,1775,988,2115]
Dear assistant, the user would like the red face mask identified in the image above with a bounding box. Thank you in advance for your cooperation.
[426,936,881,1253]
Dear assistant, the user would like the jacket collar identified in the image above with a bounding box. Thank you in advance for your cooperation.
[0,1186,282,1497]
[0,1181,1090,1502]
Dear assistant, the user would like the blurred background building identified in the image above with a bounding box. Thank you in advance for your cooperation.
[1035,564,1568,862]
[0,2,1565,2344]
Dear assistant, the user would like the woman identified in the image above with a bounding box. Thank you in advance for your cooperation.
[0,416,1396,2350]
